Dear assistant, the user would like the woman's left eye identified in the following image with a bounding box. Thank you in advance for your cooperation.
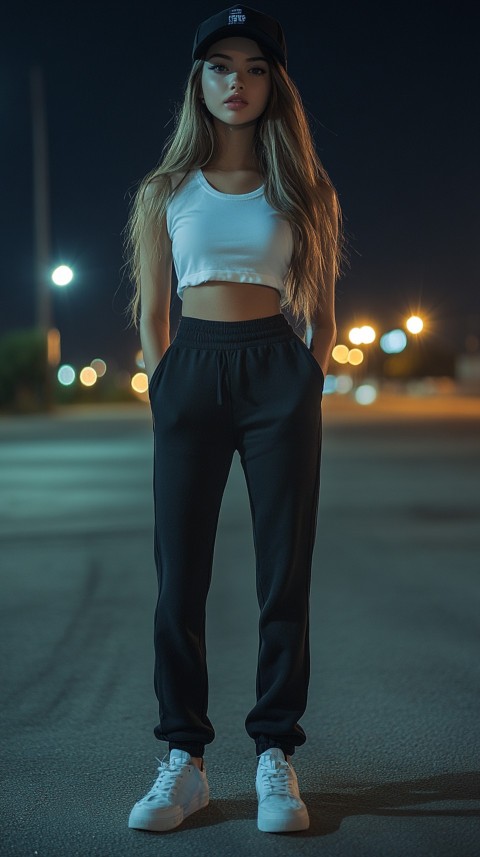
[208,64,266,75]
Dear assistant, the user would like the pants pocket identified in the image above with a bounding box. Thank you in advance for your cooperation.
[293,336,325,386]
[148,343,175,398]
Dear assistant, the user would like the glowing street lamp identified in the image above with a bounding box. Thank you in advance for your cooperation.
[406,315,424,334]
[51,265,74,287]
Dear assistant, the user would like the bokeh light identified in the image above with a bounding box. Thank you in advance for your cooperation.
[90,358,107,377]
[47,328,61,366]
[57,364,75,386]
[360,325,376,343]
[132,372,148,394]
[380,329,408,354]
[354,384,378,405]
[349,326,376,345]
[332,344,349,363]
[349,327,363,345]
[322,374,335,395]
[335,374,354,394]
[348,348,364,365]
[79,367,97,387]
[406,315,424,334]
[51,265,73,287]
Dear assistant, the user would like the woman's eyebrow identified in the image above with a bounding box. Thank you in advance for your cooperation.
[206,53,268,62]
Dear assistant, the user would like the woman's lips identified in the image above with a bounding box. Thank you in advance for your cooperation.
[224,100,248,110]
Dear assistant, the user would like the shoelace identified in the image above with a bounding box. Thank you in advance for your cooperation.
[142,754,188,801]
[259,760,295,796]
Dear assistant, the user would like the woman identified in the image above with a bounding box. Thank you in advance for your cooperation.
[124,4,344,835]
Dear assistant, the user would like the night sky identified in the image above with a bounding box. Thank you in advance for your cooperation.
[2,0,478,372]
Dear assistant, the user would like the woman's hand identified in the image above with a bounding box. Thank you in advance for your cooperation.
[140,316,170,382]
[310,325,336,378]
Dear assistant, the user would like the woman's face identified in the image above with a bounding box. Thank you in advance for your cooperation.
[200,36,271,125]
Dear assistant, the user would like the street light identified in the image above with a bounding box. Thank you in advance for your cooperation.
[31,64,72,409]
[406,315,424,334]
[52,265,74,287]
[46,266,74,371]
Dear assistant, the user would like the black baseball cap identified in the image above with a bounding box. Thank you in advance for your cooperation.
[192,5,287,71]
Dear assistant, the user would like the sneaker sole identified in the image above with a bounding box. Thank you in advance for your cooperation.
[257,805,310,833]
[128,790,209,832]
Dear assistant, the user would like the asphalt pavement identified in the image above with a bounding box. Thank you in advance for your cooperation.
[1,394,479,856]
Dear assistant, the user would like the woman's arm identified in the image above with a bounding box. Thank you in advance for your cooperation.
[140,316,171,382]
[311,325,337,379]
[310,187,338,377]
[139,184,172,381]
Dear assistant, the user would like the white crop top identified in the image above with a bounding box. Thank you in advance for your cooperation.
[166,168,293,298]
[166,168,313,347]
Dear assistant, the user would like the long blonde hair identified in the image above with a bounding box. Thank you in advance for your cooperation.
[122,49,348,333]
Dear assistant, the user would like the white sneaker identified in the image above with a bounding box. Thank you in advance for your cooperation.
[256,747,310,833]
[128,749,209,832]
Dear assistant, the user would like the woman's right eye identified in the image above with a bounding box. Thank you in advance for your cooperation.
[208,64,266,75]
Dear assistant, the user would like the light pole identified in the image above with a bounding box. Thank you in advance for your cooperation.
[30,64,53,408]
[30,64,52,335]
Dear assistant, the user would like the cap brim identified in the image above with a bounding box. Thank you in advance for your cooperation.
[193,26,285,69]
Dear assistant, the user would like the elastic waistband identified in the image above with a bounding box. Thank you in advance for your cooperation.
[174,313,296,349]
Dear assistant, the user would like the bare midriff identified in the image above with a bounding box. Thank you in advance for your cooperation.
[181,281,281,322]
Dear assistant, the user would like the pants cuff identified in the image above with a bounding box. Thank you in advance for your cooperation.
[255,738,295,757]
[168,742,205,757]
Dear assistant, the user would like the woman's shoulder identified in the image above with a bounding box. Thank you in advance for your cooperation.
[142,170,192,201]
[169,170,194,192]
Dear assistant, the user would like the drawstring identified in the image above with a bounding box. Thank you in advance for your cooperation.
[216,351,228,406]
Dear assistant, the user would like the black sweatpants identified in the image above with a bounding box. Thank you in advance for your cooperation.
[148,312,324,759]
